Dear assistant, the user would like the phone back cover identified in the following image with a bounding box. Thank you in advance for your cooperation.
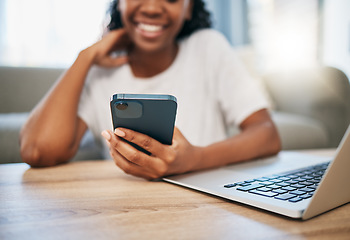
[111,98,177,145]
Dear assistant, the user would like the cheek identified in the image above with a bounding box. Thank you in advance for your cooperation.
[119,9,136,39]
[119,1,135,27]
[171,1,192,25]
[165,11,186,33]
[172,14,187,35]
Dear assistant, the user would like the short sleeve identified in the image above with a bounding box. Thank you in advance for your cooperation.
[214,36,270,126]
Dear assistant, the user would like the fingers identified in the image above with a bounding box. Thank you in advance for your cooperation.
[92,29,131,67]
[101,29,128,48]
[103,29,131,52]
[101,129,171,179]
[110,146,151,179]
[102,129,148,166]
[101,130,157,179]
[114,128,177,175]
[114,128,169,159]
[101,127,197,180]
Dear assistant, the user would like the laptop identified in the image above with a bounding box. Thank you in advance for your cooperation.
[163,125,350,220]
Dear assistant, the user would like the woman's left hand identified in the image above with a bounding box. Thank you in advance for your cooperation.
[101,127,202,180]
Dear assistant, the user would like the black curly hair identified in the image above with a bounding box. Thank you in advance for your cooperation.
[107,0,212,40]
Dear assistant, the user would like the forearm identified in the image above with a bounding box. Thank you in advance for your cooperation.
[30,49,95,131]
[20,49,95,165]
[192,121,281,171]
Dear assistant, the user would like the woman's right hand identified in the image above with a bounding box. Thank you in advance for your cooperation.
[87,28,130,68]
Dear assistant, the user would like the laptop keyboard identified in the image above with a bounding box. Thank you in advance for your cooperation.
[224,162,330,203]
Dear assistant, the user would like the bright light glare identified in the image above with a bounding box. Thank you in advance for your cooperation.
[248,0,319,73]
[268,24,317,71]
[0,0,111,68]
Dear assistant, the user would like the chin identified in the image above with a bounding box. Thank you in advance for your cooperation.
[133,39,171,54]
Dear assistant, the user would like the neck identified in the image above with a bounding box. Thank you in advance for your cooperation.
[128,44,178,78]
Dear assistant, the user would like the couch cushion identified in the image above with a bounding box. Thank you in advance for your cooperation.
[227,111,329,150]
[0,113,28,163]
[0,66,64,113]
[272,112,329,150]
[263,66,350,147]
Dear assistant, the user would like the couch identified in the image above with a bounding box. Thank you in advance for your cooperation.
[0,67,103,163]
[1,65,350,164]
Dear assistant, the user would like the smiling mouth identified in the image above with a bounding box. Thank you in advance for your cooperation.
[135,22,167,39]
[138,23,164,32]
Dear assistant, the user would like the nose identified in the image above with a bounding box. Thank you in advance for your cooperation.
[139,0,163,16]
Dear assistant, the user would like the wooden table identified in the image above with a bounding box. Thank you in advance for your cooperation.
[1,150,349,240]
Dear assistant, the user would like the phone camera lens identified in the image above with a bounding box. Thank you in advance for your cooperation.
[116,102,128,110]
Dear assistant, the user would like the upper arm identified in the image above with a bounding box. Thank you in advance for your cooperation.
[239,109,281,154]
[69,117,89,155]
[239,108,274,130]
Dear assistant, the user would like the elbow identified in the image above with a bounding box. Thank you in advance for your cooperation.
[253,120,282,158]
[20,143,51,167]
[270,133,282,155]
[267,123,282,156]
[20,144,43,167]
[20,139,68,168]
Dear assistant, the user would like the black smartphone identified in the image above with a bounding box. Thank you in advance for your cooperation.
[110,93,177,153]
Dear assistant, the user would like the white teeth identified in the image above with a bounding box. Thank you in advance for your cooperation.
[138,23,162,32]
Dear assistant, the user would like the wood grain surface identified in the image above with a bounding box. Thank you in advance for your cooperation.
[1,150,349,240]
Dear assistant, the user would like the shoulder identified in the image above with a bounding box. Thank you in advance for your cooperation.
[179,29,234,62]
[185,28,228,43]
[180,29,231,50]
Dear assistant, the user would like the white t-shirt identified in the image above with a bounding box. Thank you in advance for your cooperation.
[78,29,269,158]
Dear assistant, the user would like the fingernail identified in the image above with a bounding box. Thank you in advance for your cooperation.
[114,128,125,137]
[101,130,111,140]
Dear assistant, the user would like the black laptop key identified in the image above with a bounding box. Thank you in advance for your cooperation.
[256,187,272,192]
[277,176,291,181]
[255,177,271,182]
[249,189,279,197]
[290,190,307,195]
[258,181,275,186]
[224,183,237,188]
[293,177,306,182]
[244,179,255,183]
[236,184,262,191]
[299,193,313,199]
[309,179,321,184]
[272,189,288,194]
[299,181,314,186]
[274,193,296,200]
[285,174,299,179]
[275,182,290,187]
[289,197,303,203]
[281,186,297,191]
[301,175,314,180]
[237,182,252,187]
[299,187,315,193]
[269,179,283,183]
[266,184,281,189]
[285,180,299,184]
[290,183,306,188]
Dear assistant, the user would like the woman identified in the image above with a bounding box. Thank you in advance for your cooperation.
[20,0,281,180]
